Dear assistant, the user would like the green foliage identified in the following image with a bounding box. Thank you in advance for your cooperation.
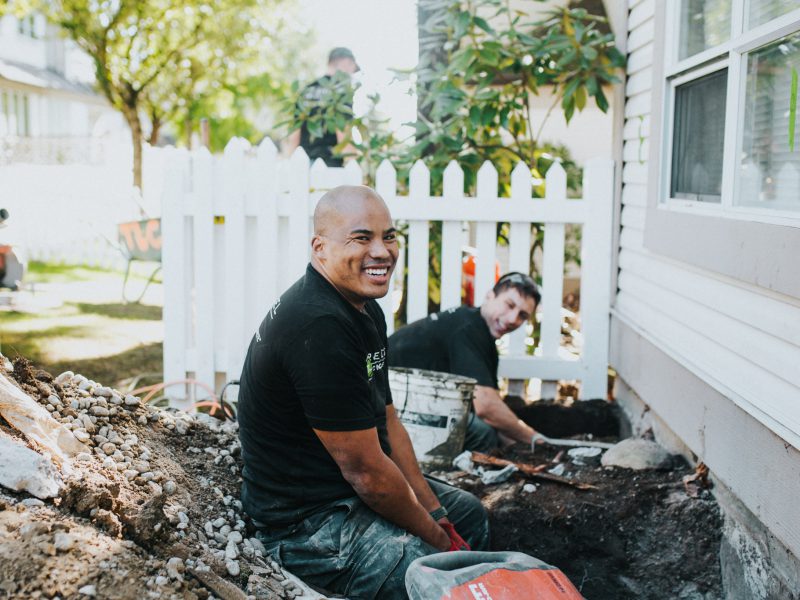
[407,0,624,193]
[16,0,303,186]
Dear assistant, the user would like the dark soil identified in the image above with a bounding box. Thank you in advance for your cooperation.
[442,399,723,600]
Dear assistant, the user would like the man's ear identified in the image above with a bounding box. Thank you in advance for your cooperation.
[311,235,325,260]
[485,289,496,303]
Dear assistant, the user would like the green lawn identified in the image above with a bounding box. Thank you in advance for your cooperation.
[0,262,163,389]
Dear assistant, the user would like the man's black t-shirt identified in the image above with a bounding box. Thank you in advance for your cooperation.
[388,307,499,389]
[237,265,392,526]
[298,75,352,167]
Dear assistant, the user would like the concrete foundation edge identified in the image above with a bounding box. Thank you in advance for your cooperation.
[610,316,800,600]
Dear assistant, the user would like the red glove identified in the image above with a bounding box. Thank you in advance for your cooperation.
[440,521,471,552]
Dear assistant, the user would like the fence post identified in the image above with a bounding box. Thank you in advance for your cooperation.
[579,158,615,399]
[441,161,464,311]
[192,146,215,397]
[407,160,430,323]
[539,162,567,399]
[161,148,191,410]
[376,159,398,333]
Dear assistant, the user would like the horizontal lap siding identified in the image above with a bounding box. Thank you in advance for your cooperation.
[615,0,800,450]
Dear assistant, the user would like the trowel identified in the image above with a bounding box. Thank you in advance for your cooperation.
[532,433,615,450]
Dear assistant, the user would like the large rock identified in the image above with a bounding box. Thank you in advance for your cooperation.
[601,438,672,470]
[0,430,63,498]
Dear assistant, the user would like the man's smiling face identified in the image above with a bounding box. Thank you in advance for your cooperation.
[312,189,398,309]
[480,287,536,339]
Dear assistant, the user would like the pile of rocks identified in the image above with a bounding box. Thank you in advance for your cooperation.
[0,358,315,600]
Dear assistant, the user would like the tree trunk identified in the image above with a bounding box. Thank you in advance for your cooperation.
[148,117,161,147]
[122,104,144,191]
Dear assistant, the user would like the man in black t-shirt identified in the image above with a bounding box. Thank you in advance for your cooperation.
[238,185,488,599]
[284,47,358,166]
[389,273,542,453]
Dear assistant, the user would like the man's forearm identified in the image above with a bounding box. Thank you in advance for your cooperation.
[385,409,442,512]
[345,454,449,550]
[473,385,536,445]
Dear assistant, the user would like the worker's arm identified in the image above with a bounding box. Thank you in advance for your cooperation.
[384,405,443,514]
[473,385,537,445]
[314,426,450,551]
[283,129,301,157]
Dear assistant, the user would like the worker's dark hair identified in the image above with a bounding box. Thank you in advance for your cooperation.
[492,272,541,306]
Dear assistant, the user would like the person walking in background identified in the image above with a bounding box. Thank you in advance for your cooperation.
[284,47,359,166]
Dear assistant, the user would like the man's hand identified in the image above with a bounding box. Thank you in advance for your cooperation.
[440,521,471,551]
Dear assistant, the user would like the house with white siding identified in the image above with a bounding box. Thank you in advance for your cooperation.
[605,1,800,597]
[0,12,123,162]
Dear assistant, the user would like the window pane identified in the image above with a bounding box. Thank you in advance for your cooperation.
[671,69,728,202]
[747,0,796,30]
[679,0,732,60]
[737,33,800,212]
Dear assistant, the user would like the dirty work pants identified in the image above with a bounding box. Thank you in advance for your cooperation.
[464,412,500,453]
[255,476,489,600]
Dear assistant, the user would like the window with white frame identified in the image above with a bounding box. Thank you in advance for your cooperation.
[663,2,800,221]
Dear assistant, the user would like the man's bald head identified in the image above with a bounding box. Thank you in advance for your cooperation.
[313,185,387,236]
[310,185,398,309]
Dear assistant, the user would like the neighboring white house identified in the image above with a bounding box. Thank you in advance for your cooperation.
[607,1,800,597]
[0,12,125,162]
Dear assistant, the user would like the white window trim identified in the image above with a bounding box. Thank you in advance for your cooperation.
[659,3,800,228]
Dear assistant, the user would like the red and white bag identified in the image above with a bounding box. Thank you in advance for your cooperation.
[405,551,584,600]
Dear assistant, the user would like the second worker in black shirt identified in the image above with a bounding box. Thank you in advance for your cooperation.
[389,273,542,452]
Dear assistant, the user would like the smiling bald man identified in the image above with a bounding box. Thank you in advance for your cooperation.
[237,185,488,599]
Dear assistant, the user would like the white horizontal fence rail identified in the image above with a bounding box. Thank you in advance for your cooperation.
[160,138,615,406]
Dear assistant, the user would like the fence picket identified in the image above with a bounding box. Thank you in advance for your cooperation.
[407,160,430,323]
[508,164,535,355]
[161,148,191,410]
[343,160,363,185]
[475,161,499,304]
[222,138,249,385]
[579,158,614,399]
[192,147,215,396]
[288,149,311,285]
[254,139,279,317]
[376,160,398,332]
[441,161,464,310]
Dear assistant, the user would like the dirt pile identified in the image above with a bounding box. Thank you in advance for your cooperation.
[0,357,309,600]
[438,430,723,599]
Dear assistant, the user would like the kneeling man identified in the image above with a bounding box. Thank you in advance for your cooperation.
[389,273,542,452]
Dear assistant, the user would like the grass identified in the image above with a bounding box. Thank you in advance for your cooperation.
[0,262,164,388]
[27,260,163,284]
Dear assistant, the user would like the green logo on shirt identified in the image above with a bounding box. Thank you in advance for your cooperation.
[366,355,374,379]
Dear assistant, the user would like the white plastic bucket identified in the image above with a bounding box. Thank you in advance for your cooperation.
[389,367,476,470]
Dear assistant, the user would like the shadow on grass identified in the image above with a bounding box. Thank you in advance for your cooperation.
[72,302,162,321]
[1,324,90,363]
[46,342,163,388]
[13,342,164,389]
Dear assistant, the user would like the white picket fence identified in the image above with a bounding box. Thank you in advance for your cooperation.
[160,138,614,410]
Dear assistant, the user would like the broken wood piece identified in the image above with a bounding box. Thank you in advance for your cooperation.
[683,462,711,497]
[188,567,248,600]
[471,452,598,490]
[471,452,548,476]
